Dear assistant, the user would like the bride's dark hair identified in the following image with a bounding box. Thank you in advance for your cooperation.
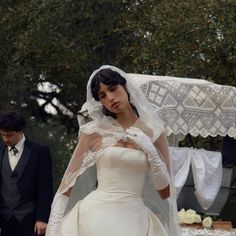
[91,69,138,118]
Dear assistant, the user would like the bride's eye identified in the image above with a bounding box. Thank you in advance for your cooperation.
[109,85,117,91]
[98,93,106,100]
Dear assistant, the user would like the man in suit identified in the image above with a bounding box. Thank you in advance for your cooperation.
[0,111,53,236]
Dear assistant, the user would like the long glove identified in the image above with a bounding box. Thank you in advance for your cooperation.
[45,194,69,236]
[126,127,170,190]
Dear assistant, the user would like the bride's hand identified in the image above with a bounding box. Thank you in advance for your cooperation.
[126,127,170,191]
[126,127,156,155]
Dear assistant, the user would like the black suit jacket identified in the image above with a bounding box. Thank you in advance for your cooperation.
[0,138,53,223]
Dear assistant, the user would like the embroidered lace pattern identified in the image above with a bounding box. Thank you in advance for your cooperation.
[129,74,236,138]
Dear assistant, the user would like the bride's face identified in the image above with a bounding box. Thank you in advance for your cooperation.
[98,82,130,114]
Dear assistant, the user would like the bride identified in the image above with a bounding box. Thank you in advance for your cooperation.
[46,65,179,236]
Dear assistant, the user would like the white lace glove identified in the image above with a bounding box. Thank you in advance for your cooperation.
[126,127,170,190]
[46,194,69,236]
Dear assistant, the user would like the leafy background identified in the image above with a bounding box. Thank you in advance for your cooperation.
[1,0,235,225]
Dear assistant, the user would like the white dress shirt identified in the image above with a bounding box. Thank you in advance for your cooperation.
[8,135,25,171]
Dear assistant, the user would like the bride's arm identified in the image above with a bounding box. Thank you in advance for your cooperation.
[126,127,170,199]
[46,132,94,236]
[45,193,69,236]
[154,132,170,199]
[64,188,72,197]
[154,132,170,171]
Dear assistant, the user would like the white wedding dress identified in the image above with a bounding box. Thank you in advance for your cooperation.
[61,146,168,236]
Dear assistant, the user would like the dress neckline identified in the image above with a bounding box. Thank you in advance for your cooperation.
[105,146,144,153]
[108,116,142,131]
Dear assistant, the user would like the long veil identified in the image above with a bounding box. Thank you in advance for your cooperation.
[46,65,180,236]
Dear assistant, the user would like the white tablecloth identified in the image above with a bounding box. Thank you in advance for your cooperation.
[180,227,236,236]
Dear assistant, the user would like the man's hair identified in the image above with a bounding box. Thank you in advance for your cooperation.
[0,111,26,132]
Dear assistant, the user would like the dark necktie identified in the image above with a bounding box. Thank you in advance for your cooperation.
[9,146,19,156]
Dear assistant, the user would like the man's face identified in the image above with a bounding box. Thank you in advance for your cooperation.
[0,130,23,146]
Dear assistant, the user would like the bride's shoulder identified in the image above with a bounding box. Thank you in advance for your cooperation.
[80,118,114,135]
[136,118,165,142]
[80,120,101,134]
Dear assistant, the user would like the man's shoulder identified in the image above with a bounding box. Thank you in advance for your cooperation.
[0,141,5,149]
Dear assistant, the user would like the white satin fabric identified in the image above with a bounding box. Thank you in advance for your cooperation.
[169,147,222,210]
[61,147,168,236]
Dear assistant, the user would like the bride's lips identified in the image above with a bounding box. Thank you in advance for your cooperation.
[111,102,120,108]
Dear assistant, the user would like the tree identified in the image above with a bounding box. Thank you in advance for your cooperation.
[1,1,236,205]
[0,0,134,132]
[1,0,236,125]
[122,1,236,86]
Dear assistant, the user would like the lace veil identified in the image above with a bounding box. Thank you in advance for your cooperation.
[47,65,180,235]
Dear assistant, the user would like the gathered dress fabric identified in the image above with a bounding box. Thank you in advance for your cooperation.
[60,146,168,236]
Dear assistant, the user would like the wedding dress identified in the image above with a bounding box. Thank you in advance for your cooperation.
[46,65,180,236]
[61,146,168,236]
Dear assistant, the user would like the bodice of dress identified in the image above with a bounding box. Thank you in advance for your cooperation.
[61,146,169,236]
[96,146,149,196]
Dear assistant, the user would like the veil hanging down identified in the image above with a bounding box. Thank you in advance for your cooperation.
[46,65,180,236]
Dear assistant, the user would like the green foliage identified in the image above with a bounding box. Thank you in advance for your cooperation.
[123,0,236,87]
[1,0,236,122]
[1,1,236,204]
[25,113,78,190]
[179,134,223,151]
